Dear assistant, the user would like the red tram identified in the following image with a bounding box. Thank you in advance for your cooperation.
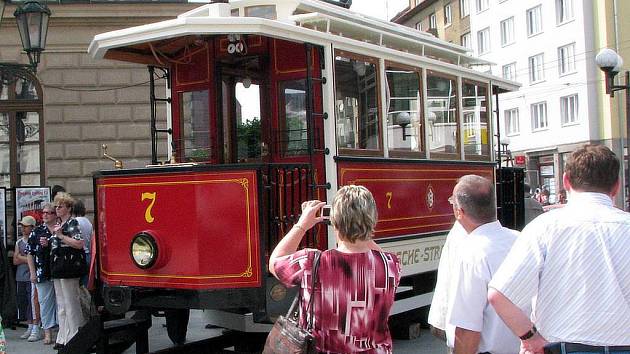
[88,0,520,347]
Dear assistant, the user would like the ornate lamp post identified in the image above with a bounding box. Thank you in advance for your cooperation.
[0,0,51,73]
[596,48,629,210]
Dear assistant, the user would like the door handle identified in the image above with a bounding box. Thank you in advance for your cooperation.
[261,141,269,157]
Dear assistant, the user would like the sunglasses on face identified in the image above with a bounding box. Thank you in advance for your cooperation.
[42,211,55,215]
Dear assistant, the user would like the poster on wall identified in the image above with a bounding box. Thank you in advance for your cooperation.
[0,188,6,247]
[15,187,51,241]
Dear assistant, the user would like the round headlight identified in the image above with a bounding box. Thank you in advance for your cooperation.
[130,232,158,269]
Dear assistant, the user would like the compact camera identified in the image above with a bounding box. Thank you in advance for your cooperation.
[320,205,331,219]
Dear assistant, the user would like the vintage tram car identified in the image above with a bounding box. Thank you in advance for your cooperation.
[88,0,519,347]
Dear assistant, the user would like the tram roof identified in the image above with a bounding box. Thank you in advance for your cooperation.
[88,0,519,93]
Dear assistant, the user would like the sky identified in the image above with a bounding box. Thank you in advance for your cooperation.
[350,0,408,21]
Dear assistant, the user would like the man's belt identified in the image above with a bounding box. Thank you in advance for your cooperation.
[545,342,630,354]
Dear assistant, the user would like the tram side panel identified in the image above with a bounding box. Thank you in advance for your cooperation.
[336,158,494,312]
[94,167,264,313]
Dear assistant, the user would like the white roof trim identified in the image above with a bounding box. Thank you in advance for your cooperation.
[88,4,518,92]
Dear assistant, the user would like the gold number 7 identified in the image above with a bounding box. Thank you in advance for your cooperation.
[141,192,157,223]
[386,192,393,209]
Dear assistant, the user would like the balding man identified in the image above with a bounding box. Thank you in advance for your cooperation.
[447,175,522,354]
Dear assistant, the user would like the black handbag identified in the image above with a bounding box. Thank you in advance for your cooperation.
[51,243,87,279]
[263,251,321,354]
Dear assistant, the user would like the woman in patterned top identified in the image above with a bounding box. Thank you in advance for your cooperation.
[50,192,85,350]
[27,202,58,345]
[269,185,401,354]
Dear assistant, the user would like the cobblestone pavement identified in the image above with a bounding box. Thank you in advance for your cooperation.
[4,310,444,354]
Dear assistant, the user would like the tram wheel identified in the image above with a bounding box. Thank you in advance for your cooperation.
[165,309,190,346]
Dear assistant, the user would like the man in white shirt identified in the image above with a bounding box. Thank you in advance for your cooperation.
[488,144,630,354]
[446,175,521,354]
[428,221,466,351]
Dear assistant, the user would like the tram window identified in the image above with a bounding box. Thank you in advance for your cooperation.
[279,80,308,157]
[386,66,423,156]
[235,82,262,161]
[462,80,490,160]
[180,90,211,162]
[334,54,380,153]
[426,72,459,158]
[244,5,276,19]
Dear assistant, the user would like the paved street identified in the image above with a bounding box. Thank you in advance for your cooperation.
[4,310,444,353]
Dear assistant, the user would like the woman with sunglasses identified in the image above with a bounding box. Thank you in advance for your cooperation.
[50,192,85,350]
[27,202,58,345]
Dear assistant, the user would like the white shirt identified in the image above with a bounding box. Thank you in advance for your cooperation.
[448,221,521,354]
[75,216,93,254]
[428,221,466,348]
[489,192,630,345]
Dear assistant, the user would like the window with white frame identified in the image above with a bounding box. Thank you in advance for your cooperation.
[500,17,515,46]
[461,32,471,49]
[444,3,452,26]
[477,27,490,54]
[416,21,423,31]
[560,94,578,125]
[556,0,574,24]
[531,101,548,130]
[476,0,489,12]
[529,53,545,83]
[502,62,516,81]
[558,43,576,75]
[527,5,543,36]
[429,13,437,29]
[505,108,520,135]
[460,0,470,17]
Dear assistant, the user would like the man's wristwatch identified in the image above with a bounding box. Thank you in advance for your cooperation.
[519,325,537,340]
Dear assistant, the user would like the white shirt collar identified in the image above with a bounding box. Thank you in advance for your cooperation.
[469,220,502,236]
[567,191,613,207]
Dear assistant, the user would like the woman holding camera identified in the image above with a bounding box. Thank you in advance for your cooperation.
[269,185,401,353]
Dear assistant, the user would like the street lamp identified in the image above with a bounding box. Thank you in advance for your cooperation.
[0,0,51,72]
[596,48,629,211]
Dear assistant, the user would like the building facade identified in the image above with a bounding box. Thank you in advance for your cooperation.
[393,0,471,49]
[0,1,197,245]
[394,0,629,208]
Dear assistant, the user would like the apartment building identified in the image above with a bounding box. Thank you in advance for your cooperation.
[394,0,629,207]
[392,0,471,48]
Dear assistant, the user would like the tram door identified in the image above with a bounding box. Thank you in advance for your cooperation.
[218,56,269,164]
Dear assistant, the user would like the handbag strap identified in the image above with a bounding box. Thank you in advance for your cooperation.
[285,250,322,329]
[305,250,322,331]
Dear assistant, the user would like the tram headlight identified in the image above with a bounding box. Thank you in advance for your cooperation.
[130,232,158,269]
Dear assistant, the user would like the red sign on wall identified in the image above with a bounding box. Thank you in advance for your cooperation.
[515,155,526,165]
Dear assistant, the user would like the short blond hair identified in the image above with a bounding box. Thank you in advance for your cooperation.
[330,185,377,243]
[54,192,75,210]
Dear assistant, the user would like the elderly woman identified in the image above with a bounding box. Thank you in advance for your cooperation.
[50,192,85,350]
[269,185,401,353]
[27,202,58,345]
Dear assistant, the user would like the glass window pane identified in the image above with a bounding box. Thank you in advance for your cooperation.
[18,173,40,187]
[0,113,9,143]
[14,78,39,100]
[462,82,489,159]
[386,67,422,153]
[16,111,40,143]
[181,90,211,162]
[18,143,40,173]
[279,80,308,157]
[427,73,458,156]
[335,54,380,151]
[235,82,261,161]
[244,5,276,19]
[0,143,10,188]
